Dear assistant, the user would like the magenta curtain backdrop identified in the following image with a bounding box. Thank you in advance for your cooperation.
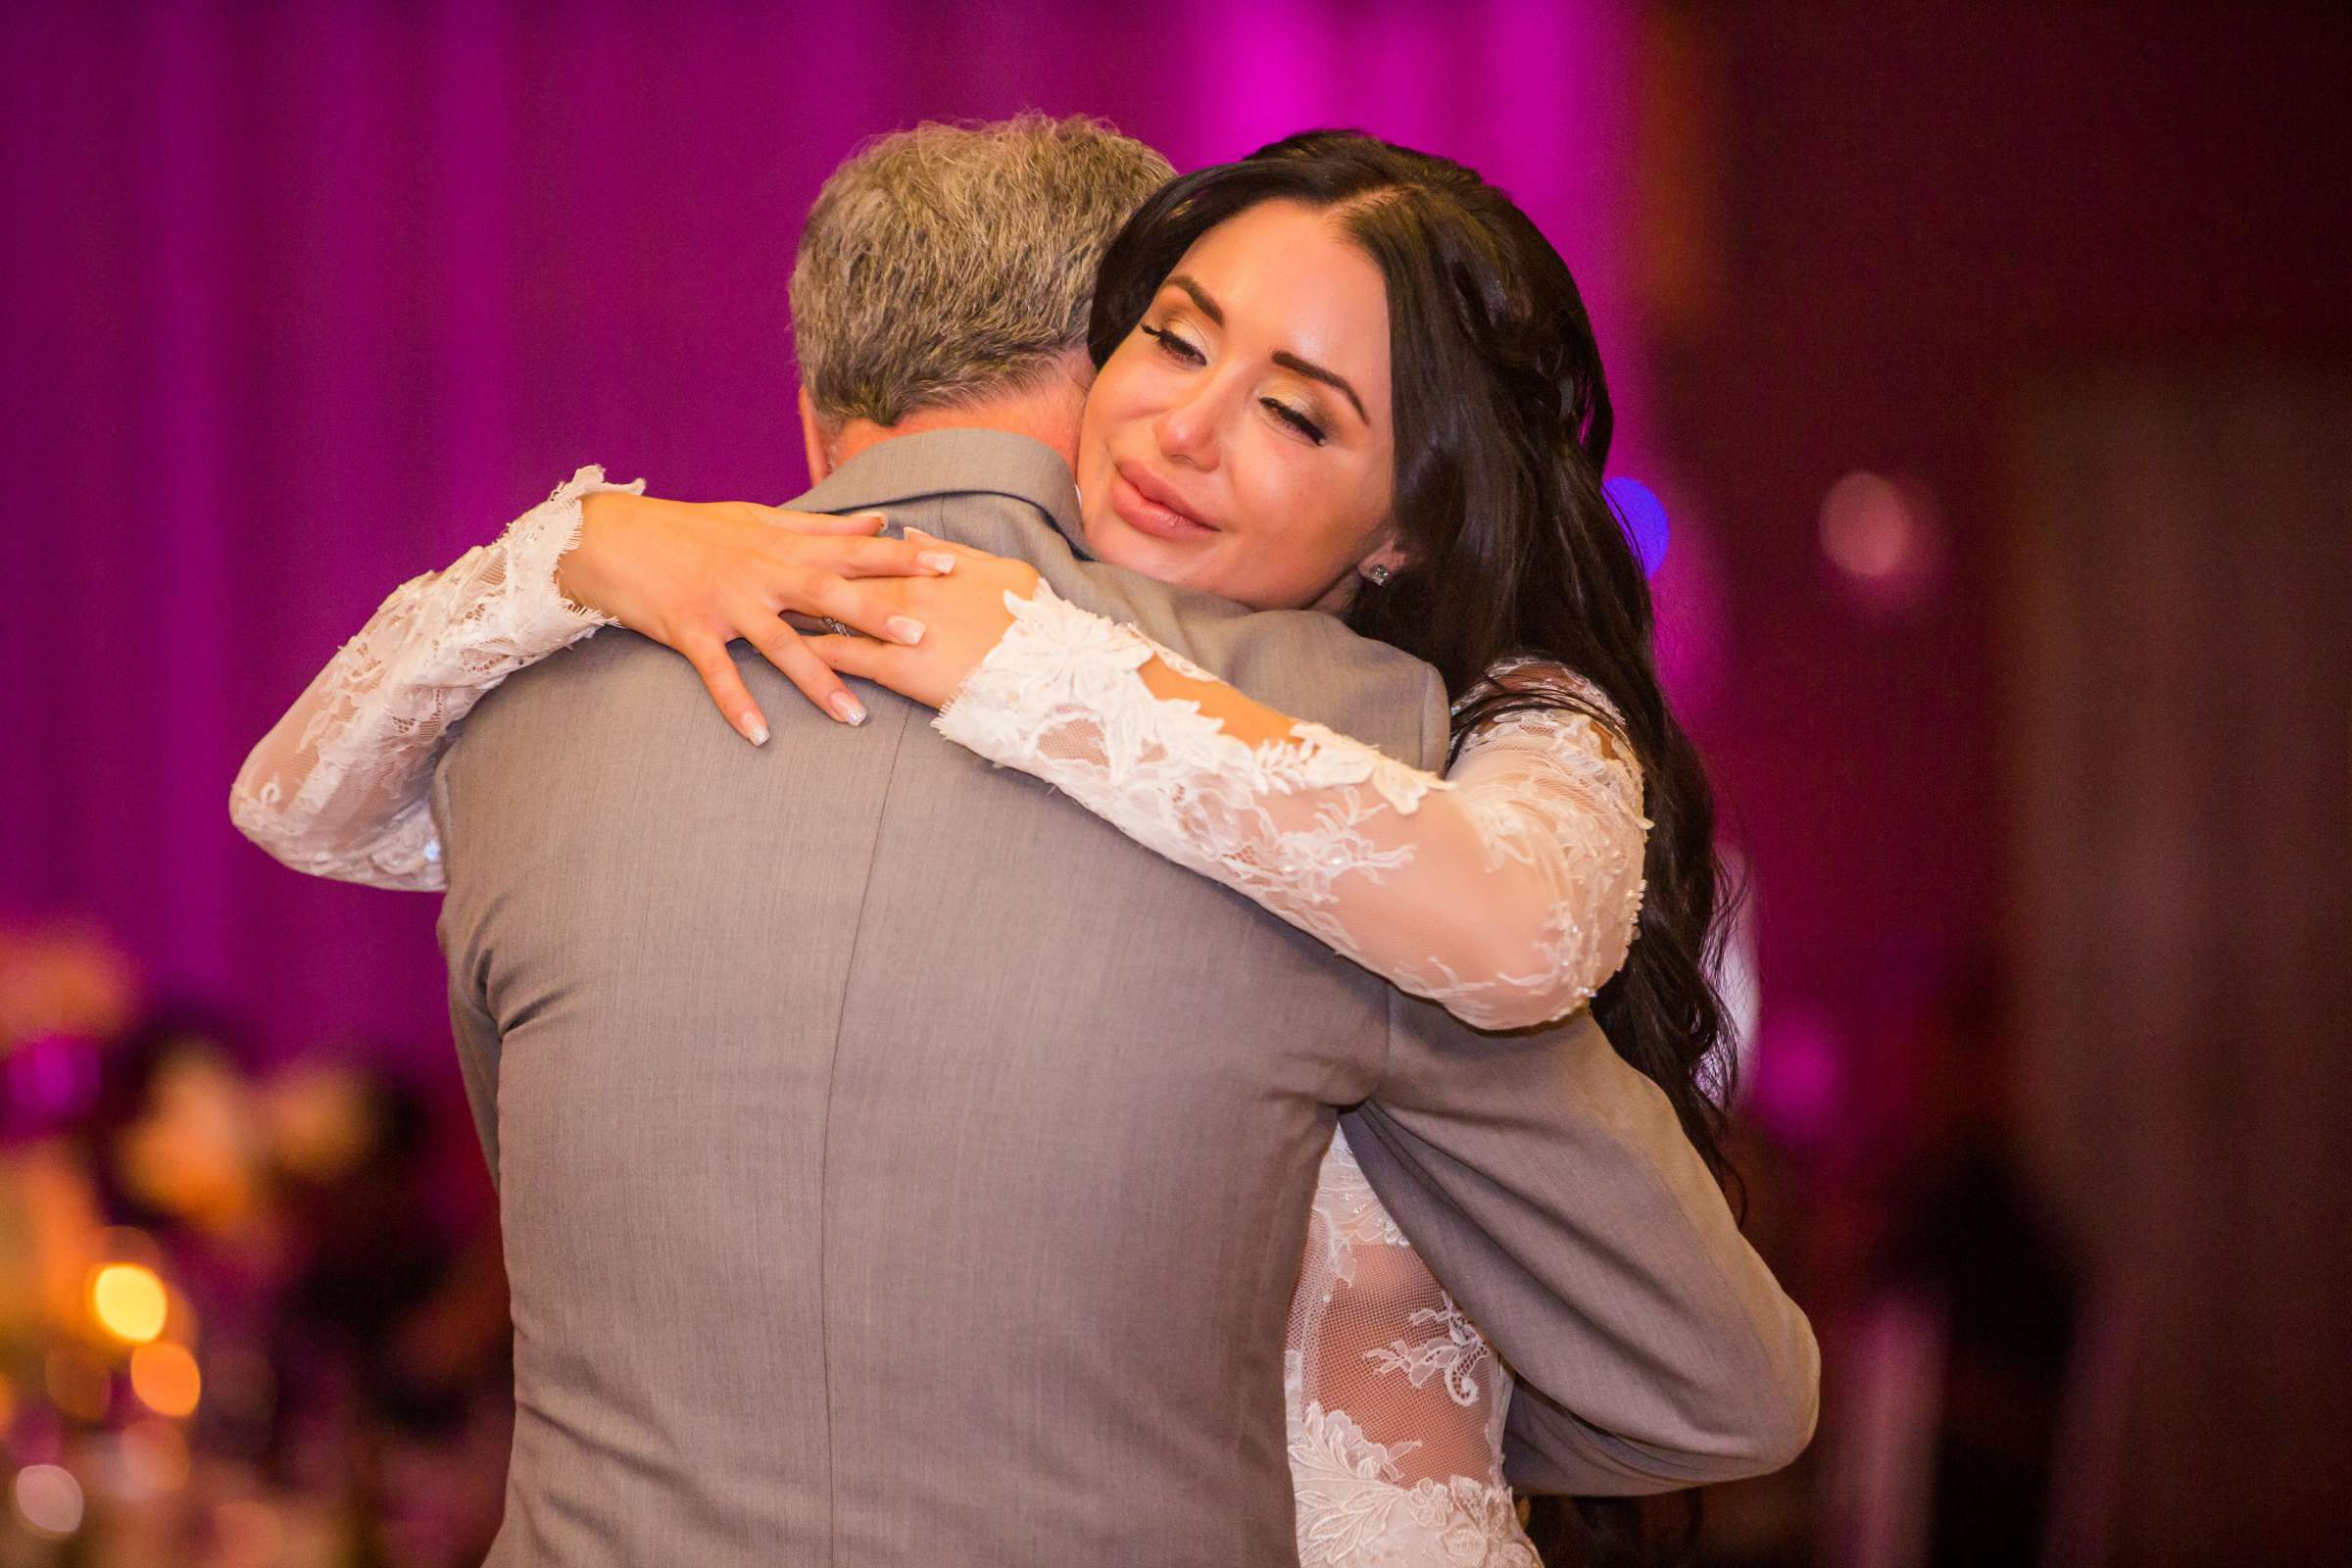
[0,1,1647,1061]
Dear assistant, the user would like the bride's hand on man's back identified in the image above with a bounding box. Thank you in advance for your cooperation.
[555,491,959,744]
[800,531,1043,713]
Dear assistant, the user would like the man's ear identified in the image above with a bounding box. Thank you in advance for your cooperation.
[798,385,833,484]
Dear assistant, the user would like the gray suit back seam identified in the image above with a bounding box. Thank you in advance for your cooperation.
[817,697,917,1566]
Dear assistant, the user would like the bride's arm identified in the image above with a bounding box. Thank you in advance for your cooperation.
[230,466,640,890]
[829,576,1648,1032]
[230,471,949,890]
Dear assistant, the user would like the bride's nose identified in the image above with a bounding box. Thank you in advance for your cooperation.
[1152,375,1226,471]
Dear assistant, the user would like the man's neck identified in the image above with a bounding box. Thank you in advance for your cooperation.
[828,386,1083,476]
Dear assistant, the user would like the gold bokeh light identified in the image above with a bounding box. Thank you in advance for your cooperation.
[129,1342,201,1418]
[90,1262,169,1344]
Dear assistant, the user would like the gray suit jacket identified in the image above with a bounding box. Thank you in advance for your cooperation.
[433,431,1813,1567]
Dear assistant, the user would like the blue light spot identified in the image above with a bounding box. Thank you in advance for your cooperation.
[1603,476,1670,576]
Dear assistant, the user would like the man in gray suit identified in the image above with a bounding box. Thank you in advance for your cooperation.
[432,117,1813,1566]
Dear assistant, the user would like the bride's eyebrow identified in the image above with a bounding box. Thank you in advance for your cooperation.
[1165,272,1370,426]
[1271,350,1368,425]
[1167,273,1226,325]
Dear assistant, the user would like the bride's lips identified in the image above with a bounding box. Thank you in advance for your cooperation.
[1108,459,1217,543]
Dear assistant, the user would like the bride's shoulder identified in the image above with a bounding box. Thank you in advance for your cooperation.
[1439,658,1646,804]
[1457,655,1616,710]
[1450,657,1631,757]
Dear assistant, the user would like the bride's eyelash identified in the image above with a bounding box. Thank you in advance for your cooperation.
[1263,400,1327,446]
[1139,322,1203,366]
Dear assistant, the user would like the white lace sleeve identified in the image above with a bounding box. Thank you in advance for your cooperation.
[228,466,643,891]
[934,584,1650,1030]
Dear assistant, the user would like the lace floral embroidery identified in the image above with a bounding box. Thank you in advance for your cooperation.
[1364,1300,1494,1409]
[1287,1131,1539,1566]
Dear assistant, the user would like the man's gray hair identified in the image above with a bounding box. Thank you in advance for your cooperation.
[790,114,1174,429]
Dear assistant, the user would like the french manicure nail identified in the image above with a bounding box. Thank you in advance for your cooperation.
[861,512,890,532]
[828,691,868,725]
[886,615,926,646]
[743,717,770,747]
[919,551,957,574]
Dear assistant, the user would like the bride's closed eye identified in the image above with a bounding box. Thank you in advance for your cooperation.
[1139,321,1203,366]
[1261,398,1327,446]
[1141,322,1329,446]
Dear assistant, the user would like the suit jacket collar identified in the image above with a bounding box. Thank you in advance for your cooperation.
[794,429,1090,559]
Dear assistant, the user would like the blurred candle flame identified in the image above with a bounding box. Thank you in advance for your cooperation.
[90,1262,169,1344]
[129,1341,202,1418]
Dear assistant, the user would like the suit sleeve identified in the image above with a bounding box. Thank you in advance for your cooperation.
[929,557,1816,1489]
[443,968,505,1194]
[1348,996,1819,1494]
[432,760,505,1191]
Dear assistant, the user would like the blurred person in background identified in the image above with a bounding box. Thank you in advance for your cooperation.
[234,120,1813,1566]
[1831,958,2077,1567]
[0,972,514,1566]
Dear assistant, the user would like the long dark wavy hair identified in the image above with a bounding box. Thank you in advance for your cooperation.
[1088,128,1734,1565]
[1089,130,1740,1188]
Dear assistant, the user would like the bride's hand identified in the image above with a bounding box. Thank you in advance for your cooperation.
[556,491,959,743]
[799,531,1044,712]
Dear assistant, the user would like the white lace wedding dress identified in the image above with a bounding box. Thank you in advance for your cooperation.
[232,468,1654,1566]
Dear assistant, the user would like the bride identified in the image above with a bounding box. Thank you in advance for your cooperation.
[236,129,1811,1564]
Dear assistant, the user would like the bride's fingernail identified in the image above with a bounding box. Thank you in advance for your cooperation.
[860,512,890,532]
[827,691,867,725]
[885,615,926,646]
[919,552,957,574]
[742,716,770,747]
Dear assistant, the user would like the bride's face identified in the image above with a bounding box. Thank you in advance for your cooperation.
[1075,200,1397,612]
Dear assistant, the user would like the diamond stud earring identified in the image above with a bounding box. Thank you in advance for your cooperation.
[1363,562,1393,586]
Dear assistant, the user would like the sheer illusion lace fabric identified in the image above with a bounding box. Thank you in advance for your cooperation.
[230,473,1653,1566]
[1291,1128,1540,1567]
